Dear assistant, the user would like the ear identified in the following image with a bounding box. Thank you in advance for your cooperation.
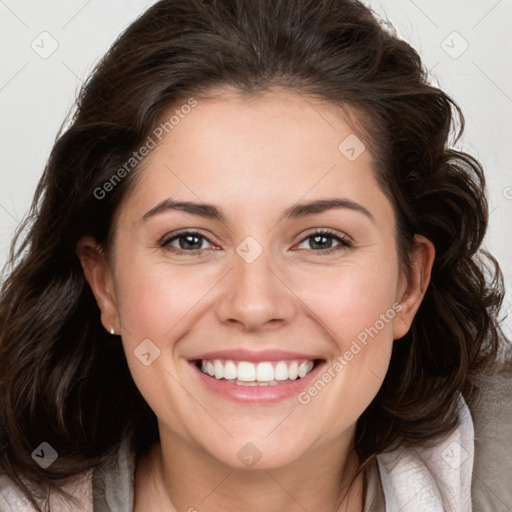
[393,234,435,340]
[76,236,120,335]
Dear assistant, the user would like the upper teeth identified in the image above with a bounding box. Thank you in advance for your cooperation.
[200,359,315,382]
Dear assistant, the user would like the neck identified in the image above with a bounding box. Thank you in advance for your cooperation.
[134,428,365,512]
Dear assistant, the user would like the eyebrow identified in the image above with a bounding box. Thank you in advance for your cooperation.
[142,198,375,224]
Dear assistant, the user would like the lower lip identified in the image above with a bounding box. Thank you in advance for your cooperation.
[189,360,325,403]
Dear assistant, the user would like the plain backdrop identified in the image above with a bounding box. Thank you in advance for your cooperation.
[1,0,511,337]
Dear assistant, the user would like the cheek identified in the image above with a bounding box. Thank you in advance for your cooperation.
[112,255,225,403]
[291,316,396,444]
[112,260,212,424]
[290,256,399,420]
[114,260,210,341]
[294,256,400,350]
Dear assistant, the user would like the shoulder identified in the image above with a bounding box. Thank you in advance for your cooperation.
[0,468,93,512]
[470,358,512,511]
[371,359,512,512]
[0,436,136,512]
[0,474,36,511]
[92,435,136,511]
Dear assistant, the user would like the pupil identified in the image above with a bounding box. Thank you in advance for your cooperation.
[178,234,333,251]
[181,235,201,250]
[311,235,331,250]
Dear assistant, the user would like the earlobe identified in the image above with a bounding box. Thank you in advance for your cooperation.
[76,236,120,334]
[392,234,435,340]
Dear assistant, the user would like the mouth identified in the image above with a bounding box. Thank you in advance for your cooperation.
[193,358,322,386]
[188,352,327,403]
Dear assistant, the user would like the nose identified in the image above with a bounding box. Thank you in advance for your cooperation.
[214,245,296,332]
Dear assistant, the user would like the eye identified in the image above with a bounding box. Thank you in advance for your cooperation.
[160,228,353,256]
[296,229,353,255]
[160,230,216,254]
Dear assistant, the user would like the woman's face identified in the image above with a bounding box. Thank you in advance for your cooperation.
[80,88,432,470]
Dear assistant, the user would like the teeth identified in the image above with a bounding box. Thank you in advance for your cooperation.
[237,361,256,382]
[235,380,281,386]
[199,359,315,382]
[288,361,298,380]
[256,362,274,382]
[274,361,288,381]
[214,359,224,379]
[298,361,310,378]
[224,360,237,380]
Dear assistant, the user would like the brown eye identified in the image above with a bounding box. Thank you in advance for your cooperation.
[161,230,215,254]
[297,230,353,255]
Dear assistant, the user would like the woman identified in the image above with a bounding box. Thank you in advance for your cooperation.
[1,0,511,511]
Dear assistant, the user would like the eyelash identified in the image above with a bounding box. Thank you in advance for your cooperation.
[160,229,353,256]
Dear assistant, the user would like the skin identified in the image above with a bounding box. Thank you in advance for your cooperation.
[78,87,435,512]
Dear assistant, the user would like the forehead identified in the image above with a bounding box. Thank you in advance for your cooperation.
[118,88,391,226]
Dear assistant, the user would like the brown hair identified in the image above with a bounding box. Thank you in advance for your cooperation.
[0,0,509,509]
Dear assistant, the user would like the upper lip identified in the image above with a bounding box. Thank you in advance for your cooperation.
[190,349,322,363]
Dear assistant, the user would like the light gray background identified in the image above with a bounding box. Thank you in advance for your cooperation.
[1,0,511,337]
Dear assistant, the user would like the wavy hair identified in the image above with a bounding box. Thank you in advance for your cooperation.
[0,0,509,509]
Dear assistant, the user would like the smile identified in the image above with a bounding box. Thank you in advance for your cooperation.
[189,352,326,402]
[198,359,316,386]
